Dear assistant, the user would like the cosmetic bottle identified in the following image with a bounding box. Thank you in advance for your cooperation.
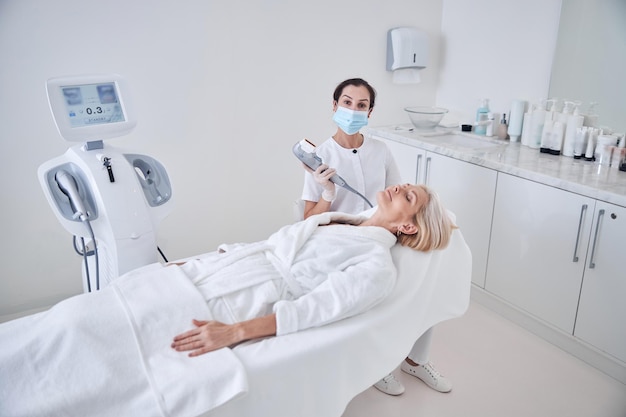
[485,112,495,137]
[539,113,554,153]
[539,99,559,153]
[475,99,490,135]
[497,113,509,140]
[520,103,534,147]
[573,127,588,159]
[562,101,584,157]
[529,99,547,149]
[508,99,526,142]
[584,128,598,161]
[616,136,626,171]
[549,121,565,155]
[595,135,615,166]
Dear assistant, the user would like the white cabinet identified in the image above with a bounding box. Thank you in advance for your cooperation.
[574,201,626,363]
[371,129,626,380]
[377,138,423,184]
[485,173,596,334]
[376,137,496,288]
[424,153,497,288]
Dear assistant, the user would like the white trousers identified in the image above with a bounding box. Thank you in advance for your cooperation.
[406,326,434,365]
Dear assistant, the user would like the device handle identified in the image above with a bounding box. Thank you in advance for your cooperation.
[55,170,88,220]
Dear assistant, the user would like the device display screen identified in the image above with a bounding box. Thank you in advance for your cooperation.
[61,82,126,127]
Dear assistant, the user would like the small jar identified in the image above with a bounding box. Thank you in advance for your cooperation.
[594,135,616,166]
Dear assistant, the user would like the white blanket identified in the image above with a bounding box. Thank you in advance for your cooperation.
[0,263,247,417]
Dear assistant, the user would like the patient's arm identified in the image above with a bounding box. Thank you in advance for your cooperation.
[171,314,277,357]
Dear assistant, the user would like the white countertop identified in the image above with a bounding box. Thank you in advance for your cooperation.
[366,125,626,207]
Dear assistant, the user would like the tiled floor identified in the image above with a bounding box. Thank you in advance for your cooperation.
[342,301,626,417]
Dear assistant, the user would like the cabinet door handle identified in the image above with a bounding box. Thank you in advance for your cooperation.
[588,209,605,269]
[416,154,423,184]
[424,156,432,186]
[572,204,588,262]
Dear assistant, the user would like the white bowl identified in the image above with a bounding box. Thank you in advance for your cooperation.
[404,106,449,130]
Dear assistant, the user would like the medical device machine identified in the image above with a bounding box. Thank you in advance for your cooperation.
[292,139,373,207]
[39,74,174,292]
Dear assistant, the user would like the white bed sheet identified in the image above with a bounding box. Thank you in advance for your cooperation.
[203,225,472,417]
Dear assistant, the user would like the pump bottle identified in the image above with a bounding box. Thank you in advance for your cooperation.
[562,101,584,157]
[529,99,547,149]
[497,113,508,140]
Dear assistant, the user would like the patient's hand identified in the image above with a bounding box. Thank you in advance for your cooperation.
[172,314,277,357]
[171,319,238,357]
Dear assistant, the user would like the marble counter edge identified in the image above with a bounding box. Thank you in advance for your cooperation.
[367,126,626,208]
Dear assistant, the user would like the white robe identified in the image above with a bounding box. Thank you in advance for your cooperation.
[0,212,398,417]
[179,211,397,335]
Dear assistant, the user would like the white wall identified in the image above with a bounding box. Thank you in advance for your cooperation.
[0,0,445,319]
[0,0,563,320]
[437,0,562,121]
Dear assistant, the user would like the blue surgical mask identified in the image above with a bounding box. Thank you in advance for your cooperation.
[333,106,369,135]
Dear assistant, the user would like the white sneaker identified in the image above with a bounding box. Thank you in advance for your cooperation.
[401,361,452,393]
[373,373,405,396]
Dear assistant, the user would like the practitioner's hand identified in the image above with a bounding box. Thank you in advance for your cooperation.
[171,319,238,357]
[304,163,336,202]
[311,164,336,191]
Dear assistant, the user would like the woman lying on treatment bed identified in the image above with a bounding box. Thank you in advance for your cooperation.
[170,183,454,357]
[0,183,455,417]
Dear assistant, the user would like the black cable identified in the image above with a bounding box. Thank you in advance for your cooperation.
[157,246,168,263]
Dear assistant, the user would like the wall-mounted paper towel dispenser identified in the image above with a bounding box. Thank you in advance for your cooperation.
[386,27,428,83]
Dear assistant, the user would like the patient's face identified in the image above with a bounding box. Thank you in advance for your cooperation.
[377,184,426,224]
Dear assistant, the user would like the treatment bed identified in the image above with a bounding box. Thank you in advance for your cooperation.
[205,219,471,416]
[0,215,471,417]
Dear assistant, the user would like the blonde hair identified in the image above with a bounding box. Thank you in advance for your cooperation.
[396,185,457,252]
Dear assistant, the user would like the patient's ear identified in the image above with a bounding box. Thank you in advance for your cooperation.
[399,223,418,235]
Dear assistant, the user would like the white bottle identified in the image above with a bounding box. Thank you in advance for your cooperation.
[485,112,495,137]
[539,112,555,153]
[529,99,547,149]
[585,128,598,161]
[549,121,565,155]
[508,99,526,142]
[573,126,588,159]
[595,135,615,166]
[562,102,584,157]
[521,104,534,147]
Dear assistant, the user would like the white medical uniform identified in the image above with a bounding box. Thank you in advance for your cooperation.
[301,134,402,213]
[300,133,435,365]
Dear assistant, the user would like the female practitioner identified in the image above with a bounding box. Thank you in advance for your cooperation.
[301,78,453,395]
